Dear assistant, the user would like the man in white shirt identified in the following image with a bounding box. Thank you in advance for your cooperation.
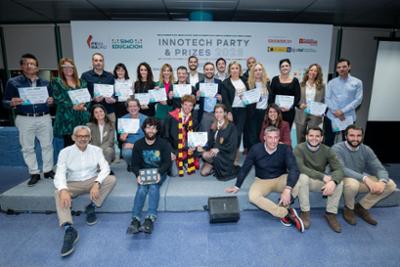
[54,125,117,257]
[187,55,204,87]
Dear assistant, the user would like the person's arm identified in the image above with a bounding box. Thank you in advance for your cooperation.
[54,150,68,191]
[293,146,325,180]
[221,81,233,113]
[324,81,334,110]
[332,145,365,181]
[234,146,257,188]
[280,122,291,147]
[285,146,300,188]
[131,144,141,176]
[3,79,20,109]
[365,146,389,182]
[158,140,172,175]
[341,79,363,114]
[267,77,276,104]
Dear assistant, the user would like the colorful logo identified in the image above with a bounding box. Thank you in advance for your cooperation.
[299,38,318,46]
[112,38,143,49]
[267,38,292,44]
[86,35,107,49]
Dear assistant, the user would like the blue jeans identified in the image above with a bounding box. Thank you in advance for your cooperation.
[131,174,167,220]
[122,148,132,166]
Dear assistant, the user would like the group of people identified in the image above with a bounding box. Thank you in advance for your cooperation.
[2,53,396,257]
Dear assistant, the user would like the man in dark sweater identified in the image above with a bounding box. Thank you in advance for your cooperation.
[293,127,344,233]
[332,125,397,226]
[225,126,304,232]
[127,117,172,235]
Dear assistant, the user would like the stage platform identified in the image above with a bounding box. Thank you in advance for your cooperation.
[1,160,399,213]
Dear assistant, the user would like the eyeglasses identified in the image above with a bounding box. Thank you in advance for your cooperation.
[61,65,74,69]
[75,135,90,139]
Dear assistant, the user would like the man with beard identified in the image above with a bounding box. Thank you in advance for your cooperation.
[187,55,204,87]
[332,125,397,226]
[127,118,172,234]
[195,62,223,131]
[215,57,228,81]
[293,127,344,233]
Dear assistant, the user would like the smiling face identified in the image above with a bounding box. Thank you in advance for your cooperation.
[93,107,106,122]
[127,100,140,116]
[116,67,126,79]
[346,128,363,148]
[177,68,188,83]
[61,61,74,78]
[336,61,350,78]
[21,58,38,77]
[144,124,157,140]
[306,129,323,147]
[92,54,104,72]
[162,66,172,81]
[229,63,240,79]
[264,130,280,151]
[307,65,318,81]
[182,101,194,115]
[279,61,291,75]
[268,107,278,123]
[73,128,91,150]
[188,57,198,71]
[139,64,148,81]
[247,57,256,69]
[254,64,263,80]
[216,59,226,73]
[214,107,225,122]
[204,64,215,80]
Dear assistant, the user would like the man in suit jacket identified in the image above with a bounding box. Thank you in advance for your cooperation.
[187,55,204,87]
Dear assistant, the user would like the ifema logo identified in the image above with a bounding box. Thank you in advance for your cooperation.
[87,35,107,49]
[111,38,143,49]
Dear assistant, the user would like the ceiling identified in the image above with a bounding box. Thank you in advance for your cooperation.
[1,0,399,28]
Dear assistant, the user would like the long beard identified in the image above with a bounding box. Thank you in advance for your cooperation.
[145,133,156,140]
[346,140,360,148]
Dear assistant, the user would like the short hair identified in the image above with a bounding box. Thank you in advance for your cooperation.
[215,57,226,66]
[125,97,141,108]
[177,66,188,72]
[141,117,161,133]
[345,124,364,136]
[279,58,291,68]
[113,63,130,80]
[92,52,104,60]
[181,94,196,105]
[73,125,91,136]
[188,55,198,62]
[337,58,351,66]
[20,53,38,67]
[264,125,280,135]
[306,126,324,136]
[203,62,214,70]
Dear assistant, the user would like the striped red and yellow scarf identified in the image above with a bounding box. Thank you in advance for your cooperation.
[177,111,197,176]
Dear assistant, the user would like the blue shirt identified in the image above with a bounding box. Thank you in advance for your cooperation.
[325,74,363,121]
[122,113,147,144]
[3,74,51,114]
[81,69,115,113]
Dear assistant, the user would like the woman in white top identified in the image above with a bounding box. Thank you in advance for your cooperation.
[113,63,134,119]
[294,63,326,143]
[87,104,116,165]
[245,62,271,149]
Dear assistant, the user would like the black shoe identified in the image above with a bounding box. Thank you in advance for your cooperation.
[85,204,97,226]
[44,170,55,179]
[27,174,40,187]
[110,170,115,175]
[61,227,79,257]
[141,218,154,234]
[126,218,141,234]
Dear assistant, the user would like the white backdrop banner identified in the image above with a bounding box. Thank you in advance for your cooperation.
[71,21,332,81]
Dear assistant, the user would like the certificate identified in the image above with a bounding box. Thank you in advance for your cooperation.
[134,93,151,105]
[117,118,140,134]
[331,116,353,132]
[199,83,218,98]
[67,88,91,104]
[232,95,245,108]
[115,82,133,101]
[187,132,208,147]
[18,86,49,105]
[275,95,294,109]
[173,84,192,98]
[305,101,327,116]
[148,88,167,103]
[241,88,261,105]
[94,84,114,98]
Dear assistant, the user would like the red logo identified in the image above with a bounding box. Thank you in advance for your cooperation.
[87,35,93,48]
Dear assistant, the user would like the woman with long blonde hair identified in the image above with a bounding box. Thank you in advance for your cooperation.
[155,63,175,120]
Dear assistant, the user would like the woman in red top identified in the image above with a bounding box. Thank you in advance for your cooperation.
[259,103,291,147]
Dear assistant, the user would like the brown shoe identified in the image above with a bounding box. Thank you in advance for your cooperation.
[300,211,310,229]
[354,203,378,225]
[343,206,357,225]
[325,213,341,233]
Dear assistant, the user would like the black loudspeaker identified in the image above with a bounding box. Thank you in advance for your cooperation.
[207,196,240,223]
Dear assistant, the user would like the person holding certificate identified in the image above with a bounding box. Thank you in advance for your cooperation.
[268,58,301,128]
[259,104,291,147]
[295,64,326,143]
[221,61,249,166]
[134,62,157,117]
[87,104,115,165]
[173,66,195,109]
[245,62,271,150]
[154,63,175,120]
[81,53,116,122]
[198,104,238,180]
[163,95,199,177]
[113,63,134,119]
[51,58,91,148]
[195,62,223,132]
[3,53,55,186]
[120,98,147,171]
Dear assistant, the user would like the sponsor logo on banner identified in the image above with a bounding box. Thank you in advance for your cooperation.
[112,38,143,49]
[299,38,318,46]
[86,34,107,49]
[267,46,316,53]
[267,38,292,44]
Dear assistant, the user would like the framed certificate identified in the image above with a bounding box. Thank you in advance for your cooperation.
[67,88,91,104]
[187,132,208,147]
[115,82,133,101]
[18,86,49,105]
[173,84,192,98]
[148,88,167,103]
[241,88,261,105]
[199,83,218,98]
[94,84,114,98]
[134,93,150,106]
[305,101,327,116]
[117,118,140,134]
[275,95,294,109]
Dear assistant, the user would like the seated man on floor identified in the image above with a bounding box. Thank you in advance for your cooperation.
[127,117,172,234]
[332,124,397,226]
[163,94,199,176]
[293,127,344,233]
[225,126,304,232]
[54,125,117,257]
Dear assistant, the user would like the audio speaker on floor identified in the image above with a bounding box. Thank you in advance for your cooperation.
[207,196,240,223]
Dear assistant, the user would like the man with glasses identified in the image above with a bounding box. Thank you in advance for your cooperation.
[3,53,54,186]
[54,125,116,257]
